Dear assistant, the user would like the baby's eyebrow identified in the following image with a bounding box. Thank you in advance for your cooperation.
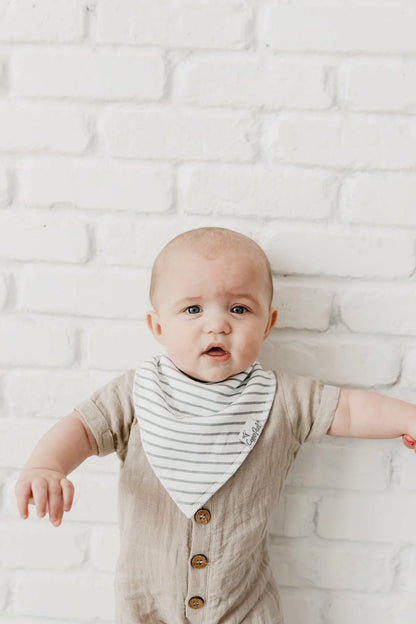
[228,293,259,304]
[175,296,203,306]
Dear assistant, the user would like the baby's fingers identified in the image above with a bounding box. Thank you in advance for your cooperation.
[61,478,74,513]
[48,482,64,526]
[15,479,32,519]
[31,477,49,517]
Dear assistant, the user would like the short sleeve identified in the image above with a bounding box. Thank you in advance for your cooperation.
[276,370,340,445]
[74,370,135,459]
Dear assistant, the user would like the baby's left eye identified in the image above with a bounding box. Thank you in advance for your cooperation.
[231,306,248,314]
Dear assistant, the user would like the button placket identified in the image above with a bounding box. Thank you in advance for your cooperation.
[186,508,212,621]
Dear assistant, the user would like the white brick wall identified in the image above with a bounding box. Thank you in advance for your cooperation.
[2,1,416,622]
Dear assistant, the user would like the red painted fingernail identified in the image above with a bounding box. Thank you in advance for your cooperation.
[404,437,414,445]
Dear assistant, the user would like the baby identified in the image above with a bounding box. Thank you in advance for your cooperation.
[15,227,416,624]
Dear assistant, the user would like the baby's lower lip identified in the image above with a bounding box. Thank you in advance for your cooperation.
[203,350,230,362]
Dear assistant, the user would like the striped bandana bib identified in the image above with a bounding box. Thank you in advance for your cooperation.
[133,355,276,518]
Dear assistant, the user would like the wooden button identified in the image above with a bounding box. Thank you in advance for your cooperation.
[194,508,211,524]
[191,554,208,569]
[189,596,204,609]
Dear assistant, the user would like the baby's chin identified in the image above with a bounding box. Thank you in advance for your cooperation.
[180,369,229,384]
[174,363,235,384]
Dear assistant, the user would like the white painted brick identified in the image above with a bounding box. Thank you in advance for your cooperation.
[0,212,88,262]
[0,619,71,624]
[101,108,257,161]
[96,0,248,49]
[0,166,9,207]
[0,572,8,611]
[399,547,416,593]
[0,104,90,154]
[19,160,172,212]
[12,49,165,101]
[268,493,315,538]
[69,472,118,523]
[263,229,414,278]
[270,538,395,591]
[97,217,231,267]
[340,60,416,113]
[87,322,163,370]
[317,493,416,543]
[0,0,85,43]
[340,287,416,335]
[18,266,150,319]
[96,220,170,267]
[386,386,416,404]
[174,56,333,109]
[0,319,74,367]
[0,273,7,308]
[178,165,336,219]
[287,443,389,490]
[340,172,416,226]
[259,5,416,53]
[265,337,401,386]
[82,453,120,476]
[263,113,416,169]
[279,589,324,624]
[0,419,53,469]
[0,522,88,569]
[402,347,416,389]
[5,369,113,420]
[15,571,114,620]
[275,281,333,331]
[395,447,416,490]
[327,594,416,624]
[90,525,119,572]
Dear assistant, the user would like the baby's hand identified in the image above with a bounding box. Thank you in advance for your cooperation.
[402,434,416,452]
[15,468,74,527]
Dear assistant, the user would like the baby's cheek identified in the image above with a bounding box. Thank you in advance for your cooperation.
[241,334,263,358]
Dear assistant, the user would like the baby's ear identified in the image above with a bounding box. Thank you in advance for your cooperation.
[146,311,165,344]
[264,308,278,339]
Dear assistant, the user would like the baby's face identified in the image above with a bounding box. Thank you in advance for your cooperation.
[147,246,277,382]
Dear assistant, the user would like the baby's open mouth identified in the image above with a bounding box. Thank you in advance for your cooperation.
[203,346,230,359]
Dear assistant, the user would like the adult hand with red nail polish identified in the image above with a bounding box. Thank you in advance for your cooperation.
[402,434,416,451]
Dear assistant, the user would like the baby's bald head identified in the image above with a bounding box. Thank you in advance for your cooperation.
[149,227,273,310]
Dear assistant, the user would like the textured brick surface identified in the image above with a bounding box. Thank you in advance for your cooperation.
[3,1,416,622]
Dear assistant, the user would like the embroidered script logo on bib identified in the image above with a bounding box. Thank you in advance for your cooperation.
[133,356,276,518]
[239,416,263,447]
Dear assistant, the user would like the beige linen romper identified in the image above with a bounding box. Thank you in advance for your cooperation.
[75,368,340,624]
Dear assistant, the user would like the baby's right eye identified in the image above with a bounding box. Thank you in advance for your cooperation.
[185,305,201,314]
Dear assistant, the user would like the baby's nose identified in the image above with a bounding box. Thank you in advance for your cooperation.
[204,313,231,333]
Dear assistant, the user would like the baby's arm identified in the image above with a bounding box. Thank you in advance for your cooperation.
[15,411,98,527]
[328,388,416,450]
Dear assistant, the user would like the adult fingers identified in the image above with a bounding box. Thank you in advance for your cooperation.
[402,435,416,450]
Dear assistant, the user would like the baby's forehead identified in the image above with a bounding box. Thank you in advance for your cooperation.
[165,238,264,266]
[164,246,270,297]
[150,229,273,307]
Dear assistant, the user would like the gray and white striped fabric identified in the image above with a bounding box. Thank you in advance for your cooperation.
[133,355,276,518]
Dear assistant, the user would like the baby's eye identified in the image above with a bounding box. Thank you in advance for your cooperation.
[231,305,248,314]
[185,305,202,314]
